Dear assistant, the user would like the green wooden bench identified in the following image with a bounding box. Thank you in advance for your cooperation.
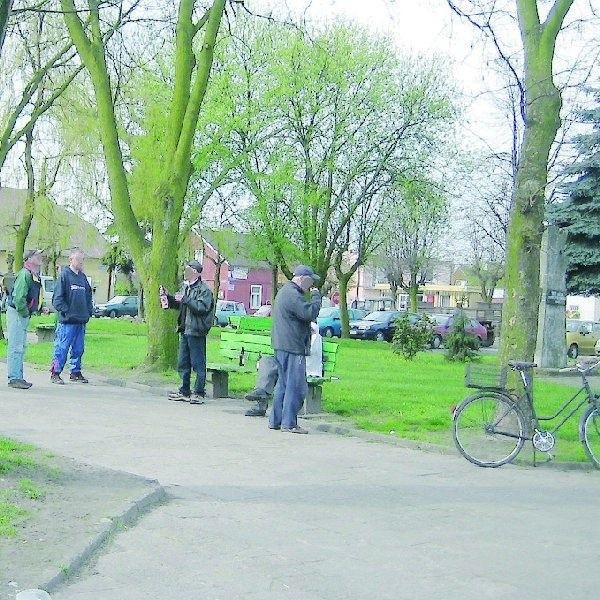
[228,315,272,331]
[206,330,339,413]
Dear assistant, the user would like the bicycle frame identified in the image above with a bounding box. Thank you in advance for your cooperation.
[515,367,597,437]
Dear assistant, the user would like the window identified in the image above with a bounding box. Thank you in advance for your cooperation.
[250,285,262,309]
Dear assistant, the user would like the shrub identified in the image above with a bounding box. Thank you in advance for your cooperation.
[444,311,479,362]
[392,314,433,360]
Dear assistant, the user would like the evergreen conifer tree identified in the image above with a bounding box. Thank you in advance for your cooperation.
[553,91,600,294]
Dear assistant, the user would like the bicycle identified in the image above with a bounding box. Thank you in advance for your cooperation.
[452,359,600,468]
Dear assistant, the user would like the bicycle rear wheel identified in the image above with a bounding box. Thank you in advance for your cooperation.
[453,392,526,467]
[581,405,600,469]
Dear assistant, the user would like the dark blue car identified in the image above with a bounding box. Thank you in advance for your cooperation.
[349,310,420,342]
[317,307,368,338]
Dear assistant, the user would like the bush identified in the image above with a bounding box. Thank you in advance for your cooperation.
[444,311,479,362]
[392,314,433,360]
[114,282,137,296]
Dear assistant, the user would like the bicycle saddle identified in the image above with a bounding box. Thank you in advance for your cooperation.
[508,360,537,370]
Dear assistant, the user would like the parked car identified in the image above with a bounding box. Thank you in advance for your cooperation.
[40,275,56,312]
[567,320,600,358]
[595,337,600,356]
[349,310,418,342]
[429,313,488,349]
[214,300,247,326]
[317,307,368,338]
[93,295,139,318]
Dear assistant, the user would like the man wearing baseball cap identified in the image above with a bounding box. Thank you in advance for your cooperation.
[162,260,214,404]
[6,249,44,389]
[269,264,322,433]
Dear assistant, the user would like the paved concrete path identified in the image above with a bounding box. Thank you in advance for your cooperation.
[2,362,600,600]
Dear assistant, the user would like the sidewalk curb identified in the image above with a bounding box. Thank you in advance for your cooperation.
[41,481,168,594]
[308,420,597,472]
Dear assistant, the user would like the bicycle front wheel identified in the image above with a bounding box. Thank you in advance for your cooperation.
[453,392,526,467]
[581,405,600,469]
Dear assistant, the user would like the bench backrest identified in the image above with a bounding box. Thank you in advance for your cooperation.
[219,330,338,373]
[237,316,272,331]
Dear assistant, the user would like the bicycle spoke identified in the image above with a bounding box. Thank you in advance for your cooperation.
[582,406,600,469]
[453,393,525,467]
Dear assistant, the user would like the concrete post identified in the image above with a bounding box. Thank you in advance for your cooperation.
[535,225,568,368]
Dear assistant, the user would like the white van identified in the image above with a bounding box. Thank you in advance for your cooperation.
[40,276,55,312]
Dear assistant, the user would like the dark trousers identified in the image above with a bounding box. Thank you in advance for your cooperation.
[269,350,308,429]
[177,334,207,396]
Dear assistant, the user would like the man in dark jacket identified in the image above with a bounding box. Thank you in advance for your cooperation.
[50,249,93,384]
[6,249,43,389]
[164,260,214,404]
[269,265,321,433]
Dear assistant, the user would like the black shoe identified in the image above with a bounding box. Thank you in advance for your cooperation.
[51,373,65,385]
[245,398,268,417]
[245,388,270,402]
[190,393,205,405]
[168,391,190,402]
[70,372,89,383]
[8,379,32,390]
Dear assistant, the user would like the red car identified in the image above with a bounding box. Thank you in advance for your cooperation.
[429,313,488,349]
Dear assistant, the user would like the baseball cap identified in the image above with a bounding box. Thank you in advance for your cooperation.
[293,265,320,281]
[23,249,43,261]
[185,260,203,273]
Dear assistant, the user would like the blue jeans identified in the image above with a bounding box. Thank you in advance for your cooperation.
[51,322,86,375]
[7,306,30,382]
[269,350,308,429]
[178,334,207,395]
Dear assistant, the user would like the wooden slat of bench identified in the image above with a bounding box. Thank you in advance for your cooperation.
[238,316,272,331]
[219,349,270,362]
[220,331,271,344]
[206,363,254,374]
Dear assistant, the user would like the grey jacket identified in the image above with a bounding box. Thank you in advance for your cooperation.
[271,282,321,355]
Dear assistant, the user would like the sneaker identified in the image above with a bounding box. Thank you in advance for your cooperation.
[51,373,65,385]
[8,379,32,390]
[70,372,89,383]
[281,425,308,434]
[190,394,205,405]
[268,424,281,430]
[168,391,190,402]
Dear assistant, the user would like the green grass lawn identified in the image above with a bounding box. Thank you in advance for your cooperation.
[0,315,593,463]
[0,439,38,537]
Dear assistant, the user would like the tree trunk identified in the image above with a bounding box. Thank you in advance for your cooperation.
[107,265,113,299]
[337,272,352,338]
[408,272,419,312]
[271,264,278,304]
[499,2,568,365]
[13,130,36,272]
[61,0,227,370]
[0,0,13,58]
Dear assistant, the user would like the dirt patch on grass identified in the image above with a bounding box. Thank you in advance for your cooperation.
[1,451,163,600]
